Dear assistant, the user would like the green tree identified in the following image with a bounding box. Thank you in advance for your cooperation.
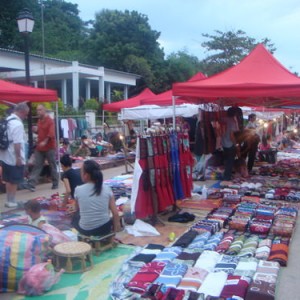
[201,30,276,75]
[0,0,87,60]
[85,9,166,93]
[165,50,203,89]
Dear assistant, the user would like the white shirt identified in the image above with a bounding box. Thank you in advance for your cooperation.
[0,114,26,165]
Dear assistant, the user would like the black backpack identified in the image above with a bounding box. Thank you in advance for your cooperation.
[0,117,16,150]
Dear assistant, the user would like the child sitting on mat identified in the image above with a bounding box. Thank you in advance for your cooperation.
[24,199,47,228]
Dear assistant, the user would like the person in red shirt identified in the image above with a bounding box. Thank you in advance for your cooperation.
[24,104,58,192]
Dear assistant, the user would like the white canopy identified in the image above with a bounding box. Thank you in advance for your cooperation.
[119,104,200,120]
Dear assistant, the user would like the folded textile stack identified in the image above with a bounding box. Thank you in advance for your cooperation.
[268,237,289,266]
[153,246,183,264]
[177,266,208,291]
[220,275,250,299]
[245,260,280,300]
[215,230,235,253]
[270,207,297,237]
[249,218,273,235]
[206,206,234,228]
[255,238,272,260]
[190,219,220,234]
[214,254,240,274]
[226,234,246,255]
[153,262,188,292]
[222,194,241,206]
[233,257,258,278]
[237,235,259,257]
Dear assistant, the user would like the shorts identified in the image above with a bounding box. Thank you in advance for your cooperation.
[2,162,25,184]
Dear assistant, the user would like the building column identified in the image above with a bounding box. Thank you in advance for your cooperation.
[61,79,67,106]
[106,83,111,103]
[85,79,91,100]
[72,61,80,108]
[33,81,38,88]
[98,67,105,102]
[123,85,128,99]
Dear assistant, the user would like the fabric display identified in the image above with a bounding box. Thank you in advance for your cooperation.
[172,230,198,248]
[249,218,272,235]
[153,262,188,292]
[59,117,87,139]
[226,234,246,255]
[215,231,235,253]
[203,232,224,251]
[245,261,280,300]
[255,238,272,260]
[194,250,221,272]
[177,267,208,291]
[214,254,240,274]
[190,219,220,234]
[220,275,250,299]
[237,235,259,257]
[197,271,228,298]
[126,261,166,294]
[222,194,241,206]
[187,232,211,251]
[233,257,258,278]
[268,237,289,266]
[270,207,297,237]
[172,252,201,267]
[206,206,234,228]
[153,247,183,264]
[132,133,194,220]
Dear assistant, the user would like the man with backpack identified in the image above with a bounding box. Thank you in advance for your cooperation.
[0,103,29,208]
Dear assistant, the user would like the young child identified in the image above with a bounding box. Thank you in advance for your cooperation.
[24,199,47,228]
[234,157,249,178]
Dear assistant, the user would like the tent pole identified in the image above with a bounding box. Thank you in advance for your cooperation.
[172,96,176,130]
[55,101,61,182]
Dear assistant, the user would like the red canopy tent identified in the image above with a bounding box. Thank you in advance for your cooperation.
[103,88,155,112]
[141,72,207,106]
[173,44,300,107]
[0,79,57,103]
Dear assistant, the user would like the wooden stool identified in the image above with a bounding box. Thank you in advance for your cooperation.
[53,241,93,273]
[78,232,117,256]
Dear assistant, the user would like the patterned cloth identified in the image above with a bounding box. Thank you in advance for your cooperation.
[220,275,250,299]
[214,254,240,274]
[237,235,259,257]
[153,246,183,264]
[215,231,235,253]
[177,267,209,292]
[126,261,166,294]
[154,262,188,291]
[233,257,258,278]
[172,252,201,267]
[255,238,272,260]
[194,250,221,272]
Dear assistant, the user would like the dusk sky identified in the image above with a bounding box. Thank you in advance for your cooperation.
[70,0,300,73]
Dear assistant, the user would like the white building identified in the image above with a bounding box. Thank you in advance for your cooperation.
[0,48,140,108]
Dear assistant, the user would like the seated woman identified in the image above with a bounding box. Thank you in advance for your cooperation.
[94,133,113,155]
[73,135,99,157]
[259,135,277,163]
[72,159,121,236]
[60,154,83,205]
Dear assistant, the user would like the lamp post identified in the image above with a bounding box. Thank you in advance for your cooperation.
[17,8,35,157]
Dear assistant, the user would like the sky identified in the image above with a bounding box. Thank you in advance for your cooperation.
[70,0,300,73]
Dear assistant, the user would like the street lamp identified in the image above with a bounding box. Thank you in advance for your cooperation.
[17,8,35,157]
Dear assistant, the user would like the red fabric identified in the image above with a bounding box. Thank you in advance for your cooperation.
[0,79,57,103]
[103,88,155,112]
[173,44,300,107]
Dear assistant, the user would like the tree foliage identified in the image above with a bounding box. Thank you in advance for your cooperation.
[201,30,276,75]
